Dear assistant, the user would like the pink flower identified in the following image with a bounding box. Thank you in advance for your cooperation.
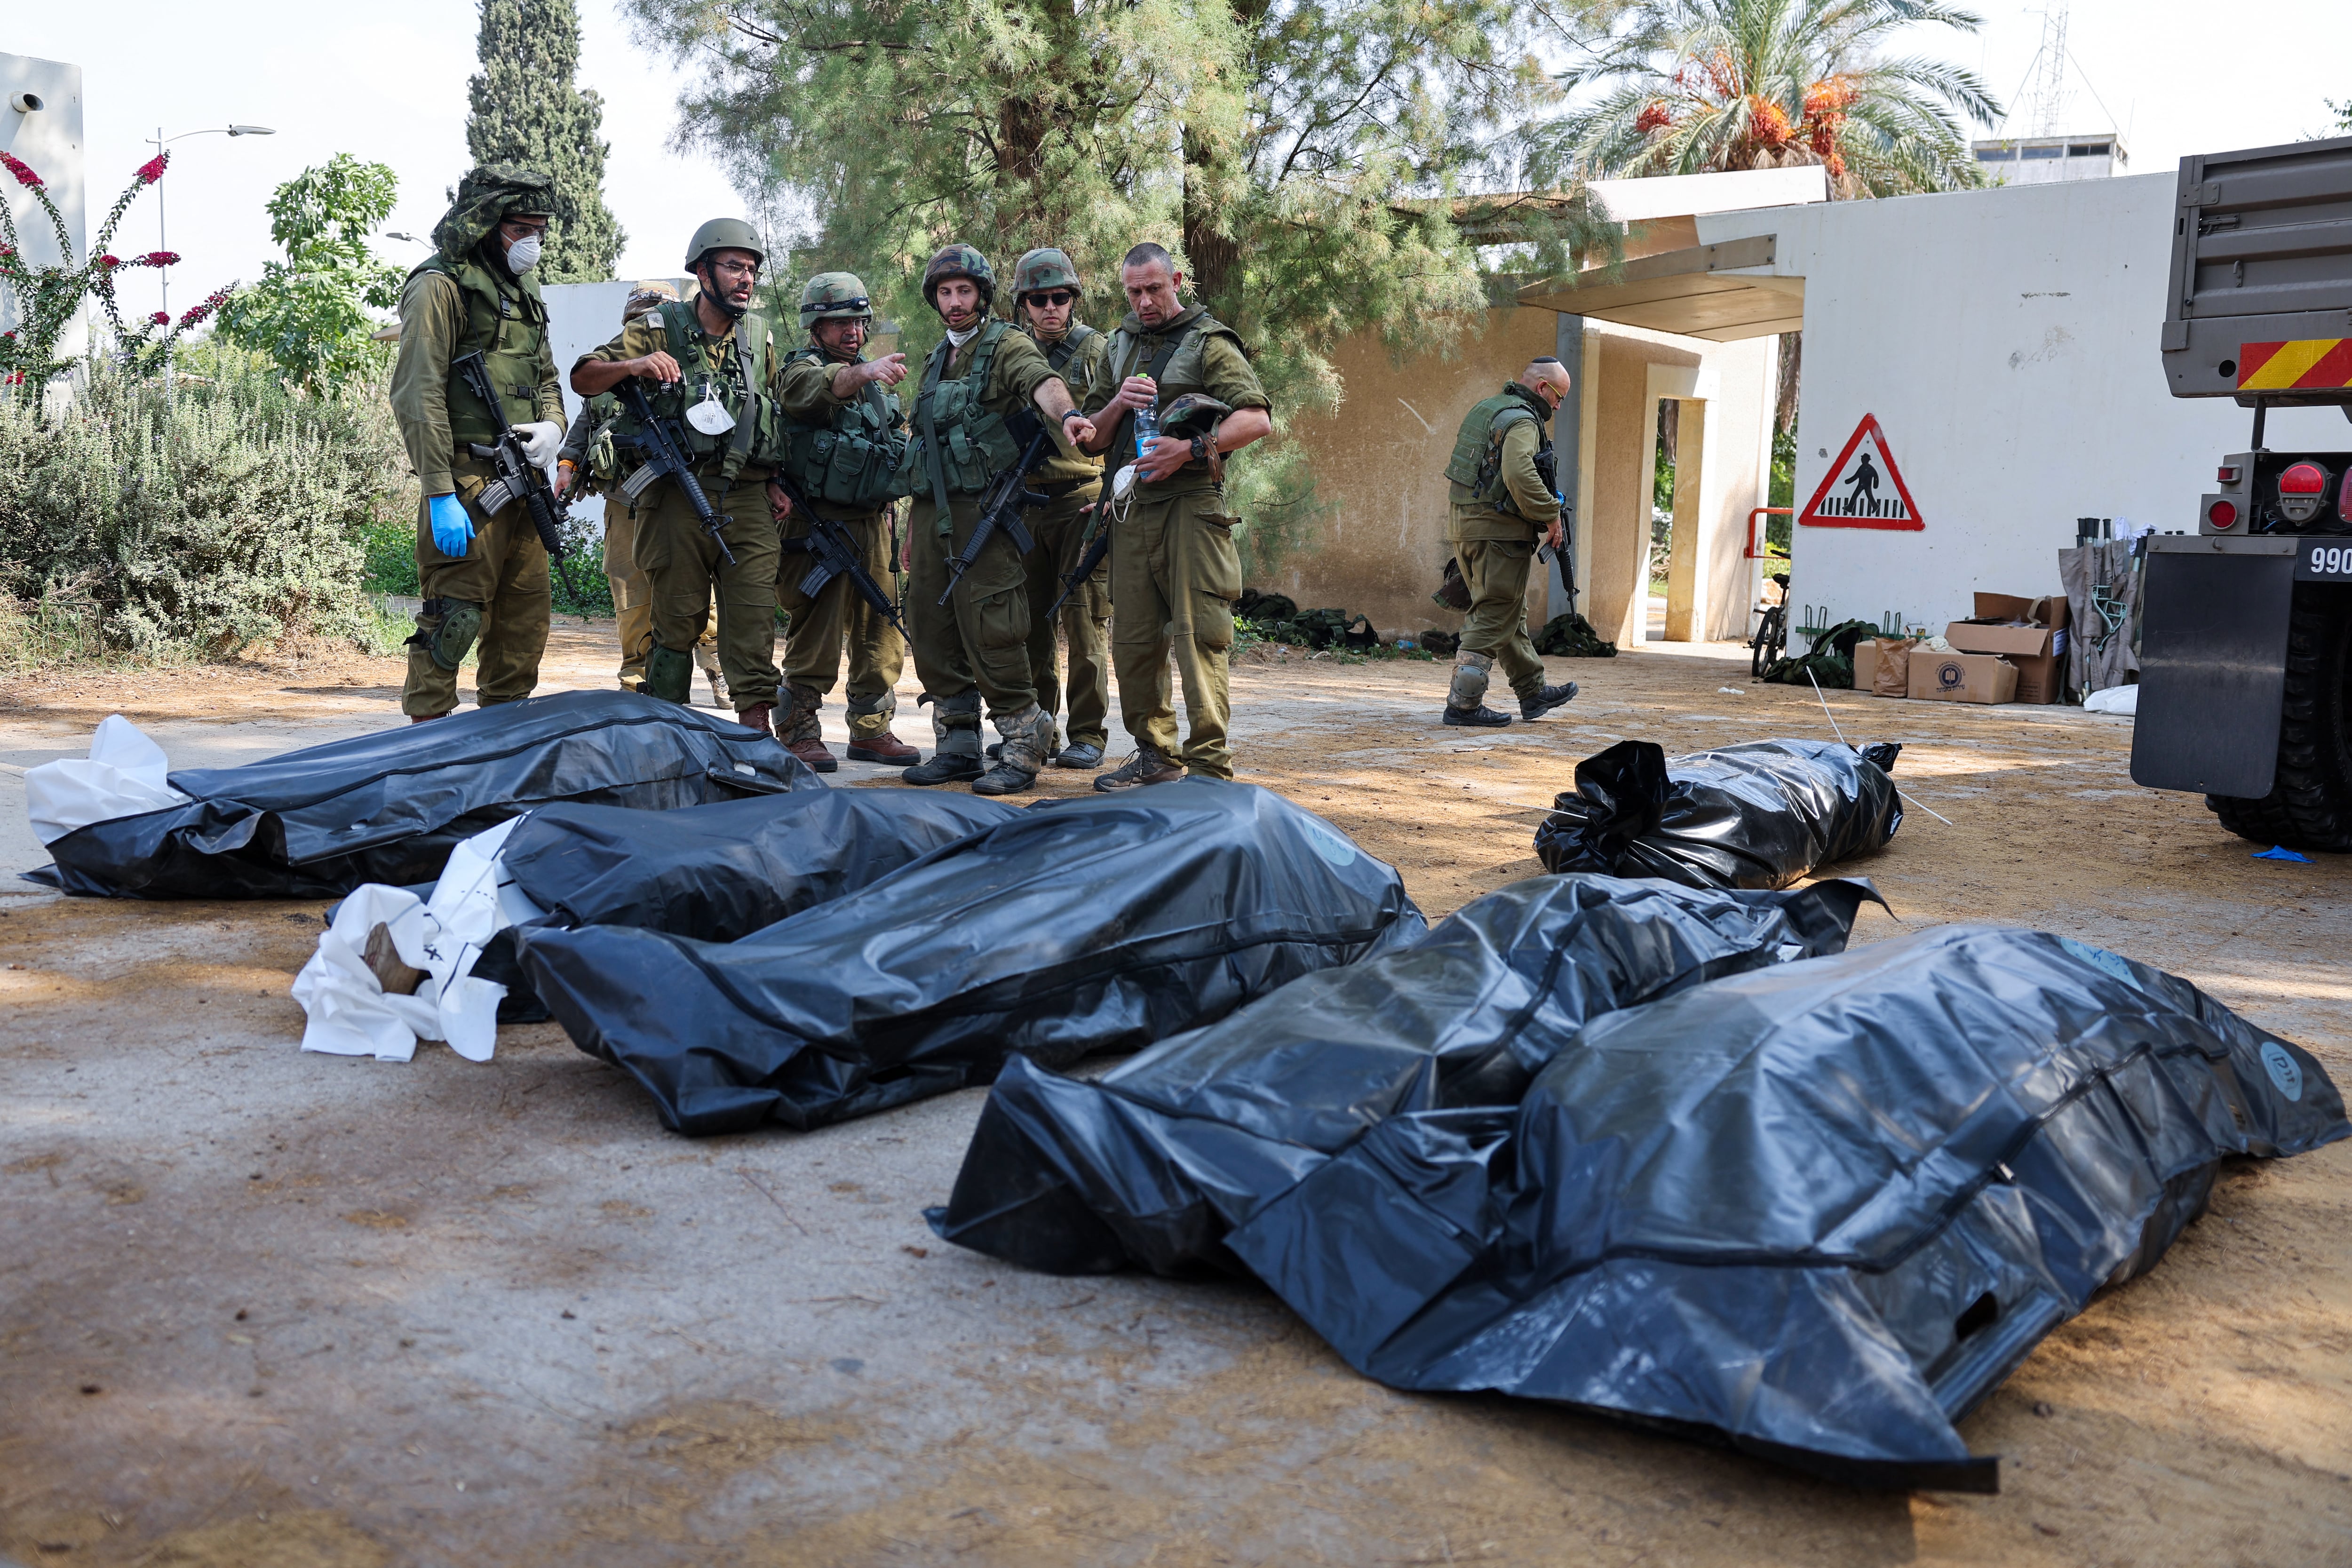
[0,151,40,189]
[99,254,121,269]
[136,153,167,185]
[151,311,170,326]
[144,250,180,267]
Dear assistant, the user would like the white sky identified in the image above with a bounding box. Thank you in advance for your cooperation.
[9,0,2352,323]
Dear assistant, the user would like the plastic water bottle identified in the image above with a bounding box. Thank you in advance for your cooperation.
[1133,402,1159,460]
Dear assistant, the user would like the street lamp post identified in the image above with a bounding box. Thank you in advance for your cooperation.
[146,123,272,396]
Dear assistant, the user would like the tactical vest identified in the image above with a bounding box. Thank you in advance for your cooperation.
[410,250,548,446]
[778,346,910,513]
[583,393,622,489]
[1042,321,1099,374]
[899,321,1025,505]
[609,299,790,478]
[1104,307,1243,414]
[1444,383,1553,517]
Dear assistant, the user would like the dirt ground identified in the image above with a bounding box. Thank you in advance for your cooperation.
[1,623,2347,1568]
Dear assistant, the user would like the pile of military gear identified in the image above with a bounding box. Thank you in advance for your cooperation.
[1758,616,1878,688]
[516,781,1423,1133]
[1530,611,1616,658]
[26,691,819,899]
[1234,589,1379,652]
[930,874,2348,1489]
[1533,737,1901,891]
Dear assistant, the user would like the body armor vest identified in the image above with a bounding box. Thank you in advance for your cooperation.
[900,321,1024,503]
[1043,320,1098,374]
[610,299,790,478]
[1444,383,1552,517]
[410,250,548,446]
[779,346,910,513]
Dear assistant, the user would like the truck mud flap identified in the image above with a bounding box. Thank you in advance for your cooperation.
[2132,541,2295,796]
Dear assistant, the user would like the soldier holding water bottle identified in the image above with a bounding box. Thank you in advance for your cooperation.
[1079,242,1271,788]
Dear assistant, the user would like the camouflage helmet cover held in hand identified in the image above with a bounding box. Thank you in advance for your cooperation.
[1158,393,1231,441]
[922,244,996,314]
[1010,247,1081,301]
[684,218,766,274]
[430,163,558,263]
[624,279,680,325]
[800,271,874,327]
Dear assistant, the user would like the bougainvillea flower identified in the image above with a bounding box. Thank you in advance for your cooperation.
[0,151,41,188]
[143,251,181,267]
[136,154,167,185]
[99,254,121,269]
[151,311,170,326]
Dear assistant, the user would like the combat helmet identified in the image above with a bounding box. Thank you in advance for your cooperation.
[1011,247,1081,302]
[430,163,556,264]
[684,218,766,273]
[799,271,874,328]
[1159,393,1233,481]
[922,243,996,315]
[624,279,678,326]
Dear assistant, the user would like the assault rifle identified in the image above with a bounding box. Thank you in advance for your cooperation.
[450,350,585,605]
[612,378,736,565]
[937,409,1050,605]
[1532,444,1578,612]
[1043,502,1108,621]
[771,470,908,640]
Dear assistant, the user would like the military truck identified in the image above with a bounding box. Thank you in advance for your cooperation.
[2134,133,2352,846]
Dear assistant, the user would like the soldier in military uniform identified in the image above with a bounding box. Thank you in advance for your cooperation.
[771,271,918,772]
[1439,357,1581,727]
[571,219,793,734]
[388,165,567,722]
[1079,242,1272,788]
[553,279,726,707]
[898,244,1099,796]
[1008,247,1113,771]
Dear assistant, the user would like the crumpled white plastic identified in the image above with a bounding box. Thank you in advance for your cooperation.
[290,816,547,1063]
[2083,684,2138,716]
[24,715,193,844]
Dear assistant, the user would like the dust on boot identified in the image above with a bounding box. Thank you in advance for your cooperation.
[974,704,1053,797]
[844,688,918,765]
[777,682,838,773]
[1443,648,1514,728]
[903,692,985,786]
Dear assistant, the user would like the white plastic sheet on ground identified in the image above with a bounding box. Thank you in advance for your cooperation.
[24,716,192,844]
[291,817,546,1063]
[2084,684,2139,716]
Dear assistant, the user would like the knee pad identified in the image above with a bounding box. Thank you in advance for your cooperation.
[407,598,484,673]
[644,643,697,704]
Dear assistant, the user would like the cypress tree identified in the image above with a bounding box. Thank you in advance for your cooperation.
[464,0,624,282]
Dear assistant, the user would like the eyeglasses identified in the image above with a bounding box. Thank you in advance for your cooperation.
[1025,290,1077,308]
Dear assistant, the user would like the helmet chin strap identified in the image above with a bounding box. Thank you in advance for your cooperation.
[699,264,750,320]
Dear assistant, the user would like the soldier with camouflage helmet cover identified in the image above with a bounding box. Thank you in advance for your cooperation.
[768,270,919,772]
[894,242,1101,796]
[1006,246,1115,770]
[553,279,727,707]
[388,163,568,722]
[572,218,797,736]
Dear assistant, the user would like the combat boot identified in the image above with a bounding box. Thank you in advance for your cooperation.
[973,704,1051,796]
[1094,745,1185,792]
[845,731,920,764]
[777,682,838,773]
[1443,648,1514,728]
[1520,681,1579,720]
[903,705,984,785]
[1054,740,1105,770]
[736,702,775,738]
[696,634,728,709]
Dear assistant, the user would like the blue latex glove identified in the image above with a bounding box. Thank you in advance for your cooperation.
[428,493,475,557]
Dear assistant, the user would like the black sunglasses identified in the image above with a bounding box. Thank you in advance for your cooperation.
[1025,290,1077,308]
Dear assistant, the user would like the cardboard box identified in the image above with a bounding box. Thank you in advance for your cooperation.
[1853,639,1879,692]
[1945,592,2070,704]
[1908,651,2018,704]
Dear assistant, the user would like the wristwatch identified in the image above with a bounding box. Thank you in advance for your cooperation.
[1190,435,1209,466]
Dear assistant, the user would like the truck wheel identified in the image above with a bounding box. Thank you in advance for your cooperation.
[2207,583,2352,850]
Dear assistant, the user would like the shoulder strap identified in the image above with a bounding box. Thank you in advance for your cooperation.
[657,298,694,361]
[1107,321,1202,460]
[916,337,958,517]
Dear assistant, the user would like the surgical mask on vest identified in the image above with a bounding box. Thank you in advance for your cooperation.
[505,233,543,274]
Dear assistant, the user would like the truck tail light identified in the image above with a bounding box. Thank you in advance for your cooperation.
[2342,481,2352,527]
[2209,498,2239,529]
[2278,461,2332,525]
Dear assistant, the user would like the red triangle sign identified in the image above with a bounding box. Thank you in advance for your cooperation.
[1798,414,1924,532]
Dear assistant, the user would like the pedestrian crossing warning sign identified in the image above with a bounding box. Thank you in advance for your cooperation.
[1798,414,1924,531]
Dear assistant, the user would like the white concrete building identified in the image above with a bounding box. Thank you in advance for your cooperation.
[1971,134,2129,185]
[0,54,87,360]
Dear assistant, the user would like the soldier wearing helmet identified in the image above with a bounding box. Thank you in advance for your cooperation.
[1077,241,1274,788]
[554,279,726,707]
[572,219,797,737]
[767,271,919,772]
[389,163,568,723]
[895,243,1102,796]
[1005,247,1115,772]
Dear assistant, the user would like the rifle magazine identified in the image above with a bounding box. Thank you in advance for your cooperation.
[477,478,516,517]
[620,464,660,502]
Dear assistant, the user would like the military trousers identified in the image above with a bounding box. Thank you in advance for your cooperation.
[602,500,721,692]
[402,464,550,718]
[1111,486,1240,779]
[1019,483,1111,750]
[905,493,1040,727]
[1452,534,1547,700]
[627,470,783,715]
[779,506,905,740]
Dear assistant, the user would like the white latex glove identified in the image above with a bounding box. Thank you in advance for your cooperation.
[515,420,563,469]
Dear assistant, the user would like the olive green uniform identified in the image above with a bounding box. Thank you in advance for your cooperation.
[1083,305,1270,779]
[389,254,564,718]
[556,398,723,695]
[574,303,789,715]
[901,321,1060,743]
[1444,383,1558,706]
[1014,321,1112,752]
[774,347,907,741]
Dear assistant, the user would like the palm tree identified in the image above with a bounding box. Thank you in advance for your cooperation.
[1533,0,2002,198]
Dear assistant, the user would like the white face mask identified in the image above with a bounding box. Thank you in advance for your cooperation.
[505,233,543,273]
